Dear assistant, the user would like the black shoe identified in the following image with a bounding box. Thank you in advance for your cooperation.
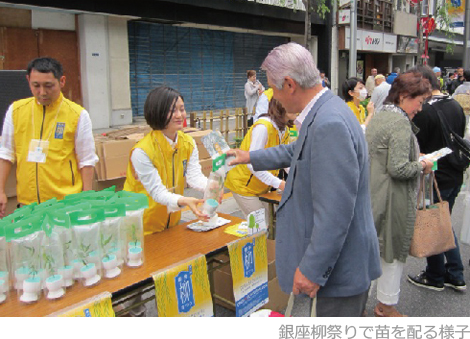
[407,272,444,291]
[444,276,467,291]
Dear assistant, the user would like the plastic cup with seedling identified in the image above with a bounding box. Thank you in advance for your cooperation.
[127,224,142,267]
[58,239,74,287]
[20,264,41,303]
[43,252,65,300]
[77,242,101,287]
[101,233,121,279]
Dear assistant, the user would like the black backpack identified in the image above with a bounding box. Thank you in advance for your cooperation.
[431,104,470,171]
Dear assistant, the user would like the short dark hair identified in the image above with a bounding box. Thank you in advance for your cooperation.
[342,77,364,102]
[144,86,184,130]
[407,65,440,91]
[27,57,63,79]
[464,70,470,81]
[384,73,432,106]
[246,70,256,78]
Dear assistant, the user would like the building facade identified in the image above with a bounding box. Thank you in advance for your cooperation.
[0,0,331,129]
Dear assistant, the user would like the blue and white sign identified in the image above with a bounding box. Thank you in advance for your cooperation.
[175,265,195,314]
[242,241,255,278]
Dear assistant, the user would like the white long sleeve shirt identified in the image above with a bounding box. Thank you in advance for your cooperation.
[130,135,208,212]
[247,117,288,189]
[0,104,99,168]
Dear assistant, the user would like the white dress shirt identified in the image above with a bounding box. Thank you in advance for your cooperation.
[294,87,328,131]
[0,104,99,168]
[131,134,208,212]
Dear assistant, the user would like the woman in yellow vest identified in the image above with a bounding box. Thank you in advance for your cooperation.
[342,77,375,130]
[124,86,209,234]
[225,99,297,218]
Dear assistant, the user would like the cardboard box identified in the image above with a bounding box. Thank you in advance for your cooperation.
[199,158,213,177]
[185,130,212,160]
[95,139,136,180]
[92,177,126,192]
[212,240,288,312]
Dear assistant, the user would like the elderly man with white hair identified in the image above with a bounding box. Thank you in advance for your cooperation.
[371,74,391,114]
[365,68,378,96]
[228,42,381,317]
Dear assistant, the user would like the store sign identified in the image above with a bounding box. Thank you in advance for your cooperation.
[362,31,383,51]
[345,28,397,53]
[152,254,213,317]
[397,36,419,53]
[383,33,398,53]
[338,9,350,24]
[228,232,268,317]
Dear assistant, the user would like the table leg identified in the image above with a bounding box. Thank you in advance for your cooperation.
[268,203,276,240]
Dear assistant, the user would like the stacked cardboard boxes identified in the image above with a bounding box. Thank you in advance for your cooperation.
[183,129,213,177]
[212,239,290,313]
[93,125,151,190]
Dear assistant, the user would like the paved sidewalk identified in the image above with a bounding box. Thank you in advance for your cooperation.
[181,188,470,317]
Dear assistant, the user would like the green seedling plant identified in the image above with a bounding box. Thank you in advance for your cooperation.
[43,252,56,277]
[77,242,92,266]
[100,233,113,260]
[128,224,139,248]
[23,245,39,279]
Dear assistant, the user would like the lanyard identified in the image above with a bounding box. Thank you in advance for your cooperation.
[31,99,63,142]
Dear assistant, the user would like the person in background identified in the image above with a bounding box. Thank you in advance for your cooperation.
[386,67,400,85]
[407,65,467,293]
[446,72,456,93]
[342,77,375,130]
[124,86,211,235]
[320,71,330,88]
[366,72,434,317]
[253,87,273,123]
[371,74,391,114]
[365,68,378,96]
[0,57,98,216]
[228,42,381,317]
[244,70,264,116]
[225,98,296,221]
[452,69,470,117]
[433,67,445,92]
[450,67,464,96]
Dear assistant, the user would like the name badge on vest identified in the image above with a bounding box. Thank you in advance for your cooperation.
[27,139,49,163]
[55,122,65,139]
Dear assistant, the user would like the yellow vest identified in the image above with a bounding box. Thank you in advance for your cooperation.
[225,119,290,196]
[123,130,194,235]
[12,93,83,205]
[347,101,366,124]
[264,88,274,102]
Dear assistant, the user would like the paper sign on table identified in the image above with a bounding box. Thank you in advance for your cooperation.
[152,254,213,317]
[224,223,249,237]
[247,208,267,235]
[227,232,269,317]
[50,292,115,317]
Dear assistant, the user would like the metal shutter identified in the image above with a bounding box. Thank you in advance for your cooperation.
[128,21,288,116]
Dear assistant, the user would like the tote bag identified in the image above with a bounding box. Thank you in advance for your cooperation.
[409,173,456,258]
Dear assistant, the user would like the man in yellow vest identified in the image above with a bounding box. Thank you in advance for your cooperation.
[0,57,98,216]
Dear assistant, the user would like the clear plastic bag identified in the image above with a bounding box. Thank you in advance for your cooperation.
[41,215,66,300]
[70,209,105,287]
[5,216,44,303]
[201,171,224,225]
[93,203,126,279]
[0,225,9,304]
[110,194,148,268]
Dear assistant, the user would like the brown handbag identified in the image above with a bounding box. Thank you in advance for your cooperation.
[409,172,456,258]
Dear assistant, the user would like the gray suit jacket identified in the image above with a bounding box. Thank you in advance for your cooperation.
[251,90,381,298]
